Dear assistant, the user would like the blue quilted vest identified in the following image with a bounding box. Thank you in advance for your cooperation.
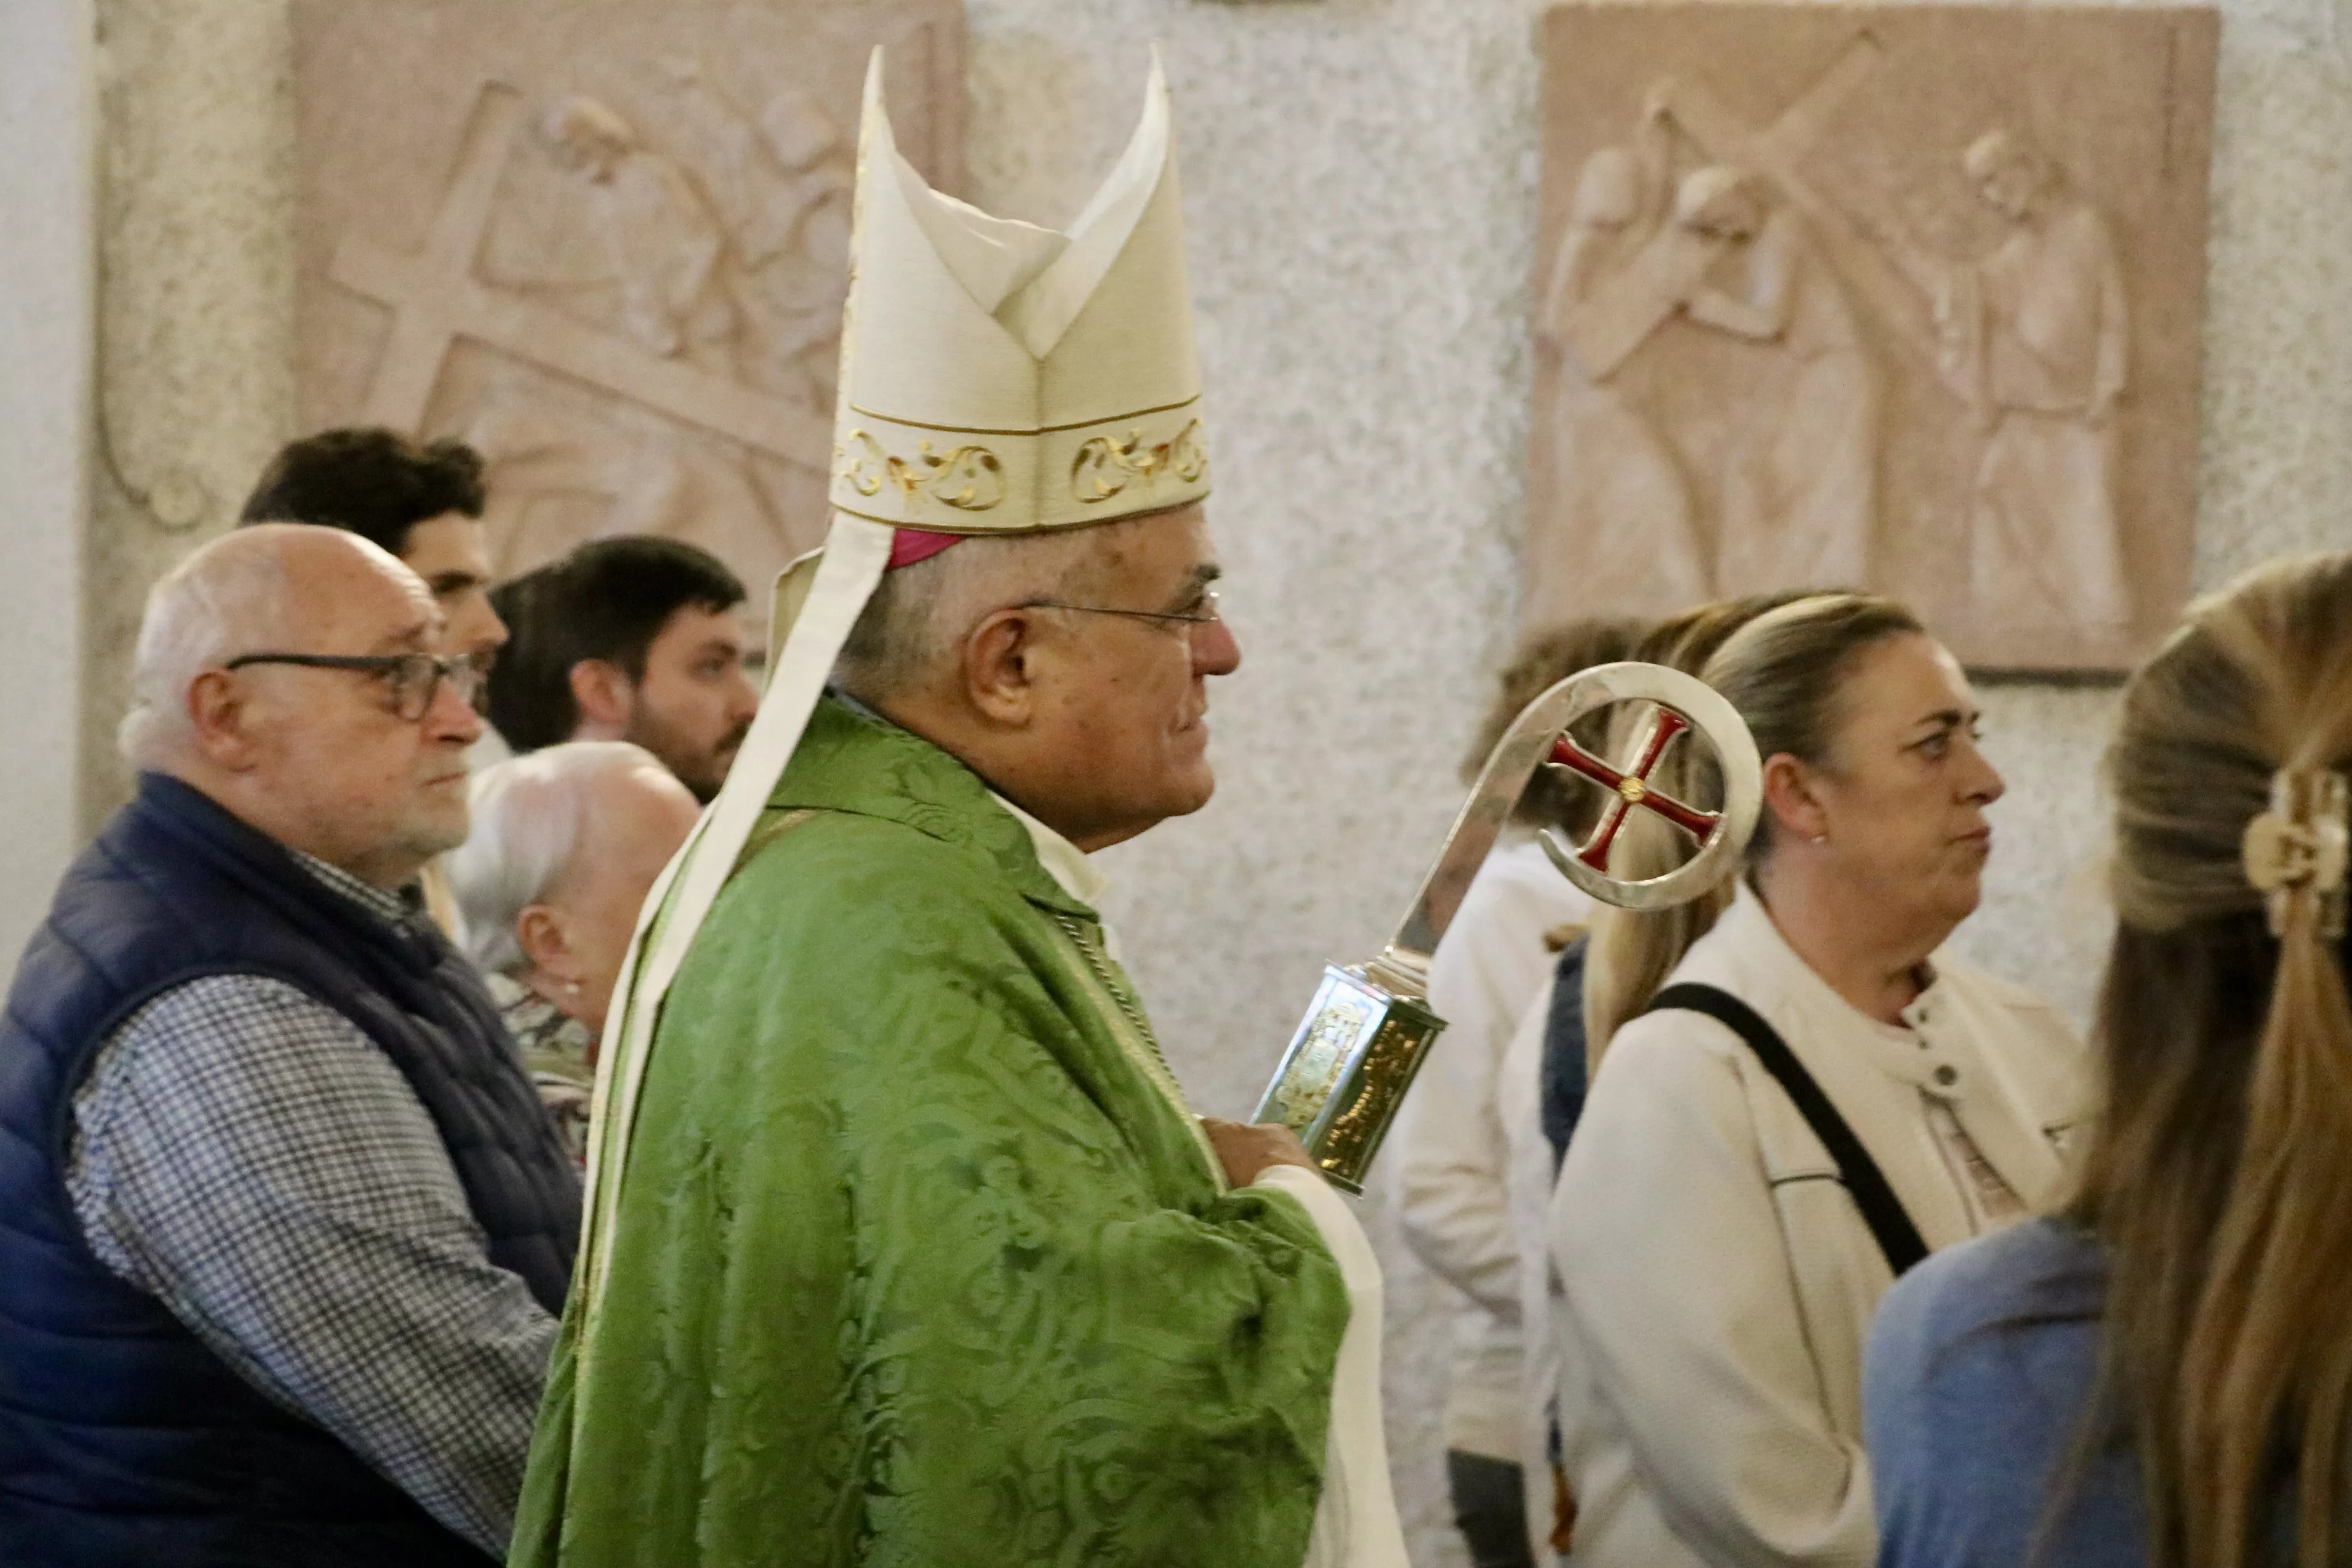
[0,773,580,1566]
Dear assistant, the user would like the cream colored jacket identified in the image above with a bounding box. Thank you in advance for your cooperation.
[1547,885,2089,1568]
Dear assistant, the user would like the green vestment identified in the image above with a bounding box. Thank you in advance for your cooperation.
[511,697,1351,1567]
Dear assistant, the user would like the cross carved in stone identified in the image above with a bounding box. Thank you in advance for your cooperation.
[1651,35,1945,373]
[329,81,829,463]
[1565,34,1942,380]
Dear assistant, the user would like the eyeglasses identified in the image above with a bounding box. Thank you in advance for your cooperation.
[223,651,488,721]
[1023,590,1221,629]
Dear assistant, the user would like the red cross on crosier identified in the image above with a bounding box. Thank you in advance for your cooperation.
[1548,709,1723,871]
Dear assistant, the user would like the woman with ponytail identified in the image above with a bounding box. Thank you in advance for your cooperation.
[1547,593,2090,1567]
[1867,552,2352,1568]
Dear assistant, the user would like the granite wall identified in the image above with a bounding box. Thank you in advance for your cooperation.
[21,0,2352,1560]
[0,0,93,972]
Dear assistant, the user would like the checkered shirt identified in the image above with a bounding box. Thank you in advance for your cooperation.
[64,851,559,1557]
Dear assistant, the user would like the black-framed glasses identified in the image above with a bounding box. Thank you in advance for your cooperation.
[1023,590,1221,629]
[223,651,487,722]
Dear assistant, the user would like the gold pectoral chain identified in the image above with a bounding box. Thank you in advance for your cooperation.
[1050,911,1167,1064]
[1048,910,1224,1184]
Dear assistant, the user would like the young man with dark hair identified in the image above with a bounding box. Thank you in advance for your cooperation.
[241,427,508,667]
[482,565,570,754]
[485,536,757,803]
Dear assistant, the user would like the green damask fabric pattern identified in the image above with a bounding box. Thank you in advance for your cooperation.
[511,697,1350,1568]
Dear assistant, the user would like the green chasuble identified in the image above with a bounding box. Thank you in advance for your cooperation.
[511,697,1351,1568]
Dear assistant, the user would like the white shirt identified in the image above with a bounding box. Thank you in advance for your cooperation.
[1549,884,2089,1567]
[1391,838,1592,1462]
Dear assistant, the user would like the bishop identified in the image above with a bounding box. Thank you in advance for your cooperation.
[509,51,1406,1568]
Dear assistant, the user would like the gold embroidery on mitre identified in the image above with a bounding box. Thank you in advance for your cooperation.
[1070,419,1208,505]
[834,429,1007,513]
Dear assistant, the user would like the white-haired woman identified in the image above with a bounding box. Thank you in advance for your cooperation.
[1549,593,2091,1566]
[448,741,700,1164]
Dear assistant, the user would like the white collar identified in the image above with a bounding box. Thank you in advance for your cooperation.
[291,848,413,925]
[989,790,1112,910]
[1717,883,1930,1024]
[829,687,1112,910]
[1706,882,1972,1096]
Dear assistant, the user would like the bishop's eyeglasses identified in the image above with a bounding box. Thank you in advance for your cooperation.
[1021,590,1221,631]
[223,651,489,721]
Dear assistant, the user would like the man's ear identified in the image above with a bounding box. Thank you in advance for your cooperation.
[959,608,1042,727]
[1759,752,1828,845]
[515,903,574,982]
[185,669,264,771]
[569,658,635,733]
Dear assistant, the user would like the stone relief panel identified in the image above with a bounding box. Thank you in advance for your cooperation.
[1525,5,2216,672]
[293,0,965,608]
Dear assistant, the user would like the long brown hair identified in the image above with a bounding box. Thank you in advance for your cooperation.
[2072,551,2352,1568]
[1577,590,1839,1056]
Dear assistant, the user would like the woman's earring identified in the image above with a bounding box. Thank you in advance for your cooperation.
[1809,832,1829,845]
[563,979,584,997]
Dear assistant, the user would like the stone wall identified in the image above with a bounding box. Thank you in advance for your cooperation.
[28,0,2352,1561]
[0,1,93,972]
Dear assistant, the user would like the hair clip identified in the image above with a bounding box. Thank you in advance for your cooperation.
[2242,769,2350,939]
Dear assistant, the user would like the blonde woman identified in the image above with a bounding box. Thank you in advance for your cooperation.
[1547,593,2090,1566]
[1867,552,2352,1568]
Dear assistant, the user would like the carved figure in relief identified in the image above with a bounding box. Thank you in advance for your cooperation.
[1938,129,2132,636]
[541,96,741,375]
[652,63,855,409]
[458,89,824,584]
[1671,166,1881,593]
[1534,120,1710,610]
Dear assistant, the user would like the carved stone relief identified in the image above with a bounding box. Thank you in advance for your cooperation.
[1527,5,2215,672]
[293,0,965,612]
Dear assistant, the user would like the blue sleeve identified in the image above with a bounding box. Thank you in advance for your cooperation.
[1863,1257,1949,1568]
[1862,1225,2140,1568]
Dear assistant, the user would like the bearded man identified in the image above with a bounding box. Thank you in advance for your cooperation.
[485,536,759,803]
[510,53,1405,1568]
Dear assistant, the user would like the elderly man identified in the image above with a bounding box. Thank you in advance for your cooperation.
[446,741,702,1162]
[512,54,1405,1568]
[0,525,578,1566]
[485,537,760,802]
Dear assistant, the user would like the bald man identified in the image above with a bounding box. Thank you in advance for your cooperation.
[0,525,578,1567]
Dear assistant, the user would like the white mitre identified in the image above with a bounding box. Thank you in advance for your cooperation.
[828,48,1207,533]
[576,61,1407,1567]
[580,47,1212,1318]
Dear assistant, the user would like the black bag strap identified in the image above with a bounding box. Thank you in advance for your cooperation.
[1644,982,1929,1277]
